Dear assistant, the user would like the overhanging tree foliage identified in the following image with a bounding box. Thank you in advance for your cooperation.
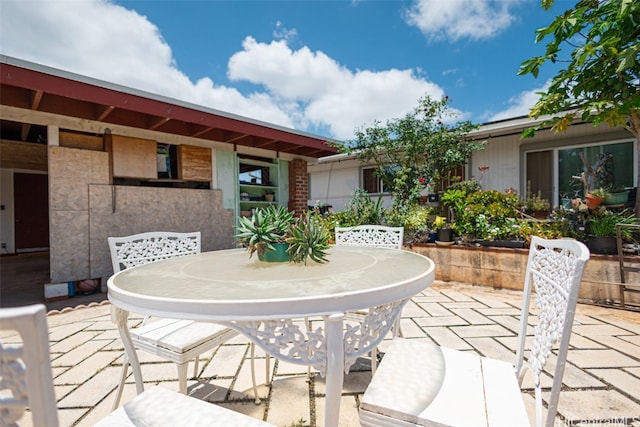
[338,95,484,208]
[518,0,640,212]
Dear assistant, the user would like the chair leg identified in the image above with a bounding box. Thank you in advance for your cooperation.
[177,362,188,394]
[305,316,313,379]
[371,347,377,375]
[112,353,130,410]
[265,353,271,385]
[192,355,200,377]
[392,316,403,338]
[250,343,261,404]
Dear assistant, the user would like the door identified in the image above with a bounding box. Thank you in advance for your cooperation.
[14,173,49,251]
[526,151,553,202]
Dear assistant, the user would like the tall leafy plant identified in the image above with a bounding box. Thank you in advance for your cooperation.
[337,95,485,209]
[518,0,640,213]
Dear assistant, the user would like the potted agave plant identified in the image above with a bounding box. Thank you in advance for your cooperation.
[235,205,330,264]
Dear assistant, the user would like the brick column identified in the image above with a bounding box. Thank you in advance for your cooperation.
[288,158,308,216]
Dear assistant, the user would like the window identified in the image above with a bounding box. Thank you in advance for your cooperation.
[559,141,634,198]
[526,140,634,205]
[362,167,384,194]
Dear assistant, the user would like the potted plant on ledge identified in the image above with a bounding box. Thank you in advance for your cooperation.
[585,188,607,209]
[586,208,638,254]
[433,216,454,244]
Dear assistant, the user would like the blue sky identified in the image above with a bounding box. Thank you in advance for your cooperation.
[1,0,572,140]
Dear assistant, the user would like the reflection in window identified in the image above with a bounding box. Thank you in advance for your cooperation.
[558,141,634,198]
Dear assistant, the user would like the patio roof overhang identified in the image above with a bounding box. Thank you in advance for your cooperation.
[0,56,339,159]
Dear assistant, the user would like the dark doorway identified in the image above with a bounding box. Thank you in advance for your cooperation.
[526,151,553,202]
[14,173,49,252]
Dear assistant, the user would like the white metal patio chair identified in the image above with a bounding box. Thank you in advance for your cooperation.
[333,225,405,373]
[108,231,262,409]
[359,236,590,427]
[0,304,275,427]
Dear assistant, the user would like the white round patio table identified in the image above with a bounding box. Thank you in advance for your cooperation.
[108,245,435,427]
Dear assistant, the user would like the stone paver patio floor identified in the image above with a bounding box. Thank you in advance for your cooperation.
[4,281,640,426]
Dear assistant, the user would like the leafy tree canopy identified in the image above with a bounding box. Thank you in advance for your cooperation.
[336,95,484,208]
[519,0,639,211]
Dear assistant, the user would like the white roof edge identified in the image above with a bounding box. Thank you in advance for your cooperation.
[1,55,336,143]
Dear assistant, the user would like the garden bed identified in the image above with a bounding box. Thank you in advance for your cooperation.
[409,243,640,307]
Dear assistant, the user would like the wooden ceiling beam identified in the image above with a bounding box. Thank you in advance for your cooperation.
[97,105,115,121]
[149,116,170,130]
[30,90,43,110]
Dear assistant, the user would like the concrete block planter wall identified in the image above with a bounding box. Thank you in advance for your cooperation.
[410,243,640,306]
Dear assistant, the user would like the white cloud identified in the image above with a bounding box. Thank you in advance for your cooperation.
[405,0,519,41]
[0,0,450,140]
[488,82,549,122]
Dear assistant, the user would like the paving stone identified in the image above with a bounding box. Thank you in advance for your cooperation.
[129,361,180,382]
[468,294,514,308]
[572,324,635,336]
[193,377,233,402]
[573,313,607,325]
[569,349,640,369]
[201,343,249,378]
[451,323,515,338]
[414,315,469,327]
[50,338,110,367]
[47,321,91,342]
[588,368,640,398]
[625,367,640,377]
[396,318,428,337]
[622,335,640,346]
[486,314,521,333]
[477,307,522,316]
[464,337,516,363]
[424,326,473,350]
[54,350,121,385]
[439,301,488,309]
[57,408,89,427]
[417,302,454,317]
[49,330,102,353]
[229,356,270,401]
[400,299,429,317]
[557,389,640,421]
[568,333,607,349]
[218,400,268,423]
[437,288,476,302]
[315,395,361,427]
[449,307,494,325]
[544,357,605,389]
[313,370,372,395]
[587,334,640,359]
[595,314,640,334]
[58,365,121,407]
[69,387,122,426]
[266,375,311,426]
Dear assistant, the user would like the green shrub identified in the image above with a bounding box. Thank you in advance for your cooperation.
[334,189,386,227]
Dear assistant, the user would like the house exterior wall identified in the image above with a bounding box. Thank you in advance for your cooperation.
[48,145,235,288]
[309,121,636,210]
[308,156,394,211]
[1,103,315,293]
